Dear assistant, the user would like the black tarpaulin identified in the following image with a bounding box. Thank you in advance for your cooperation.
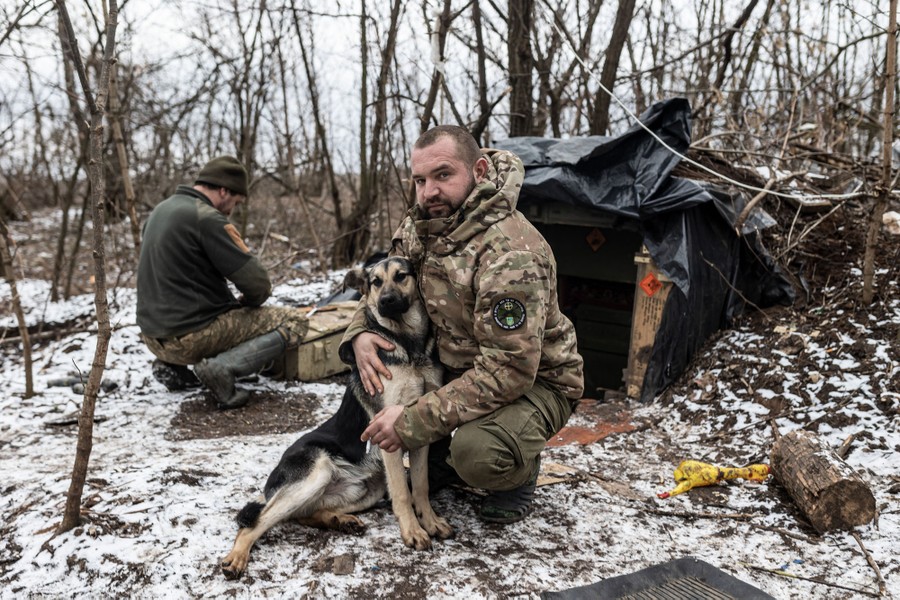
[494,98,794,402]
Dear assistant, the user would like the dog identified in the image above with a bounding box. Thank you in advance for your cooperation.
[221,256,452,580]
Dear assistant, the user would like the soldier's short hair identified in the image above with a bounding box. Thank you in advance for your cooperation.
[415,125,481,166]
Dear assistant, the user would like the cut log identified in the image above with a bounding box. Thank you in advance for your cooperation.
[771,430,876,533]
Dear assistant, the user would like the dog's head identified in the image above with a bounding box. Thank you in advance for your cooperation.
[344,257,420,322]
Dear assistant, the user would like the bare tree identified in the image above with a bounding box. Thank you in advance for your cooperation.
[108,63,140,254]
[332,0,404,267]
[270,8,322,269]
[469,0,494,143]
[291,0,337,264]
[862,0,897,304]
[56,0,118,534]
[0,218,33,398]
[52,8,90,301]
[508,0,534,136]
[589,0,636,135]
[419,0,455,133]
[533,0,603,137]
[219,0,272,235]
[727,0,776,127]
[689,0,762,128]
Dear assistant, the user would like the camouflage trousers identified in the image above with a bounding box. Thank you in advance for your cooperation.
[442,379,573,492]
[141,306,308,366]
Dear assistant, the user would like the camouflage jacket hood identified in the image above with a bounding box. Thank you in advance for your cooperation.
[397,148,523,261]
[341,149,584,449]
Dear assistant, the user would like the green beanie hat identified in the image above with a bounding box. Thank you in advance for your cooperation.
[195,156,249,196]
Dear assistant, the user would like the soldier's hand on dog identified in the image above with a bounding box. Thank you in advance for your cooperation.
[352,332,395,396]
[361,405,405,452]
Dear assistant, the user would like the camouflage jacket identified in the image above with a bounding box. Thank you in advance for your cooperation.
[341,150,584,449]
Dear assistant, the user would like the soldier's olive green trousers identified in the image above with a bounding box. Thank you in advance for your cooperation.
[141,306,307,366]
[444,380,574,492]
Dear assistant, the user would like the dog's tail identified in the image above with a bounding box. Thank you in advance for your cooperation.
[236,501,265,529]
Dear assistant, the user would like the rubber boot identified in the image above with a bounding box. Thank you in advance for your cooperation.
[479,455,541,524]
[194,331,286,409]
[152,359,201,392]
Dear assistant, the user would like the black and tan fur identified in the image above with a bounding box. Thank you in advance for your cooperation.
[221,257,452,580]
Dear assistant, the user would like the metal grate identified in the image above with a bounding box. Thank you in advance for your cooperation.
[620,575,736,600]
[541,557,775,600]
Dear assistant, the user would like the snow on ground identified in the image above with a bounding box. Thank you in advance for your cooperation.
[1,266,898,598]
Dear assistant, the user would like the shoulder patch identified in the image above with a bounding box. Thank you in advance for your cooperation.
[493,297,526,331]
[224,223,250,253]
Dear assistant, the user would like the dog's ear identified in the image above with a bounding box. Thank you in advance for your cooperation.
[344,267,368,295]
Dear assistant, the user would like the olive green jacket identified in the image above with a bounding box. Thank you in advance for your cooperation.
[137,186,270,338]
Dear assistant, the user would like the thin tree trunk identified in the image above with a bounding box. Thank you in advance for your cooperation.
[729,0,776,126]
[274,25,322,270]
[590,0,637,135]
[108,63,140,254]
[692,0,760,121]
[862,0,897,303]
[469,0,491,144]
[419,0,454,134]
[349,0,369,268]
[508,0,534,136]
[63,192,88,298]
[535,1,604,137]
[53,8,90,302]
[57,0,118,534]
[291,0,343,238]
[0,218,33,398]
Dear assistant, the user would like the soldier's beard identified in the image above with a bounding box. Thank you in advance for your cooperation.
[422,174,478,219]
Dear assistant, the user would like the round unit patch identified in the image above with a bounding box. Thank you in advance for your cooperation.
[493,298,526,330]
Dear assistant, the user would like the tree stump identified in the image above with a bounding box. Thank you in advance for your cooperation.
[771,430,876,533]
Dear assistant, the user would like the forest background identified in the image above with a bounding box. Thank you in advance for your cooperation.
[1,0,893,279]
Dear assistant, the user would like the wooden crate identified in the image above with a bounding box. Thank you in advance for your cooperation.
[281,301,358,381]
[623,249,673,398]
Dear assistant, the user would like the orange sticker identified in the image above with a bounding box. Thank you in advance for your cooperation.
[224,224,250,253]
[640,272,663,297]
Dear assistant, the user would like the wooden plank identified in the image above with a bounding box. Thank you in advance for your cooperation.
[624,249,672,398]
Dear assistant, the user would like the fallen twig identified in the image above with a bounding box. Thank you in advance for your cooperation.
[0,321,137,347]
[851,531,891,598]
[837,433,857,459]
[743,563,880,597]
[1,325,93,346]
[644,507,754,520]
[734,177,777,234]
[45,415,108,428]
[748,522,815,542]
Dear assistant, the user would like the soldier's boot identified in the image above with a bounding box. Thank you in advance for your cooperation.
[194,331,286,409]
[478,455,541,524]
[152,359,201,392]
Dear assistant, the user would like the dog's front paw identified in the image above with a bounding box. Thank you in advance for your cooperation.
[221,552,248,580]
[424,515,453,540]
[401,524,433,550]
